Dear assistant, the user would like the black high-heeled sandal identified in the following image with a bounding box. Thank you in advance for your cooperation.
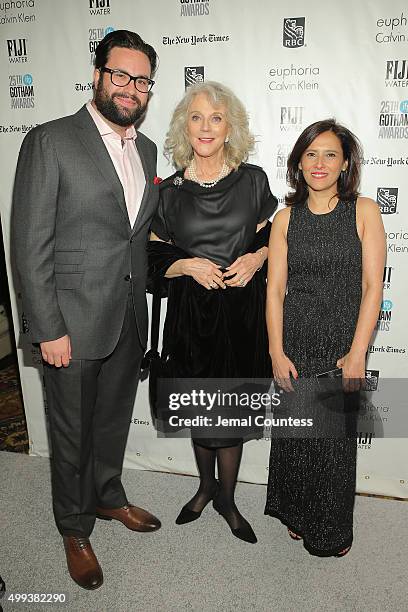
[212,498,257,544]
[334,546,351,557]
[175,482,219,525]
[287,528,302,541]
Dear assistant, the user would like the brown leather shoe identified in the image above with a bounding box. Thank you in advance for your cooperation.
[63,536,103,590]
[96,504,161,532]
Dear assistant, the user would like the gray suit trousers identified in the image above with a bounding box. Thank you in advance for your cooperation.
[43,295,143,537]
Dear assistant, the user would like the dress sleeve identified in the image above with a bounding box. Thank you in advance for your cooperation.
[258,172,278,223]
[150,195,171,242]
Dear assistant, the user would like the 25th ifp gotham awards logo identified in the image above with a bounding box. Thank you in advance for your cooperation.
[377,187,398,214]
[6,37,27,63]
[89,26,114,64]
[180,0,210,17]
[283,18,305,48]
[9,72,34,108]
[185,66,204,89]
[377,299,393,332]
[378,97,408,139]
[89,0,111,15]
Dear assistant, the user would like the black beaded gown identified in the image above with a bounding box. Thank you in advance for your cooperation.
[149,163,277,447]
[264,199,362,556]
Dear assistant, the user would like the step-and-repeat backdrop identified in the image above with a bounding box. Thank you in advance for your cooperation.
[1,0,407,497]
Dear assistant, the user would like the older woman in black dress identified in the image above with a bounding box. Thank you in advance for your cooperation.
[265,119,386,556]
[149,81,277,543]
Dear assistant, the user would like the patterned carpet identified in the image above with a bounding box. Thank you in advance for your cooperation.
[0,355,29,453]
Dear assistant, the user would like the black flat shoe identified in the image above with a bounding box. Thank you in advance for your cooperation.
[212,499,257,544]
[175,506,202,525]
[175,482,219,525]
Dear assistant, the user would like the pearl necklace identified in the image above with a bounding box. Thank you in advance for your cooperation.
[187,159,230,188]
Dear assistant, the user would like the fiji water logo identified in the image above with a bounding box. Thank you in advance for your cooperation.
[400,100,408,112]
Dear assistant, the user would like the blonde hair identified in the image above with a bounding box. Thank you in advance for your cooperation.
[164,81,255,170]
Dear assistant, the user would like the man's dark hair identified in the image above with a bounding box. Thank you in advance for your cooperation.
[94,30,158,76]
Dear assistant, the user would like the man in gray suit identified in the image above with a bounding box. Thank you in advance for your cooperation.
[12,30,161,590]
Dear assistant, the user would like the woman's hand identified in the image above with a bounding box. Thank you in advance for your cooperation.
[182,257,226,290]
[271,352,298,392]
[223,250,265,287]
[336,351,366,392]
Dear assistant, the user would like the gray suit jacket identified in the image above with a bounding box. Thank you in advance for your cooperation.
[12,105,159,359]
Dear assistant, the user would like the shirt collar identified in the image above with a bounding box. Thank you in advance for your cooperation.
[86,101,137,140]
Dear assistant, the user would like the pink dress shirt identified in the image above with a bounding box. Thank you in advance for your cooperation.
[86,101,145,227]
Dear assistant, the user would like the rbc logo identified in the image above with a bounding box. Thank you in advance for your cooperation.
[283,18,305,48]
[377,187,398,214]
[184,66,205,89]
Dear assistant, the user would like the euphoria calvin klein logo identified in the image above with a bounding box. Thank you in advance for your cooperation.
[184,66,204,89]
[377,187,398,214]
[7,38,27,63]
[283,18,305,48]
[89,0,110,14]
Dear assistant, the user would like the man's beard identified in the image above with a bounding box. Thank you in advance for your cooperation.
[94,77,147,127]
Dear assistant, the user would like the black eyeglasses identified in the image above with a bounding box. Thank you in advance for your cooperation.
[100,67,155,93]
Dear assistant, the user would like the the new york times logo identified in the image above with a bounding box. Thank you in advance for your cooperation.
[283,18,305,48]
[180,0,209,17]
[89,26,114,64]
[185,66,204,89]
[280,106,304,131]
[89,0,110,15]
[7,38,27,63]
[9,72,34,108]
[377,187,398,214]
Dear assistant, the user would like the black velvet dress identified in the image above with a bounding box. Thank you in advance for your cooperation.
[149,163,277,447]
[264,200,362,556]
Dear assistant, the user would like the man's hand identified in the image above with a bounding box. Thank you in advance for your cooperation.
[40,335,72,367]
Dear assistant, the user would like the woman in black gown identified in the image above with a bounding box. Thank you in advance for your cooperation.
[264,119,385,556]
[149,81,277,543]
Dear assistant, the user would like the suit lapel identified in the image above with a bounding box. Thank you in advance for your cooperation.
[73,106,130,228]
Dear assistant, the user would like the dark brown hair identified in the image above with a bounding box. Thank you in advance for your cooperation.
[286,119,363,206]
[94,29,158,76]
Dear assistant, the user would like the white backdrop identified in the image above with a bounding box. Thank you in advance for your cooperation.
[1,0,407,497]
